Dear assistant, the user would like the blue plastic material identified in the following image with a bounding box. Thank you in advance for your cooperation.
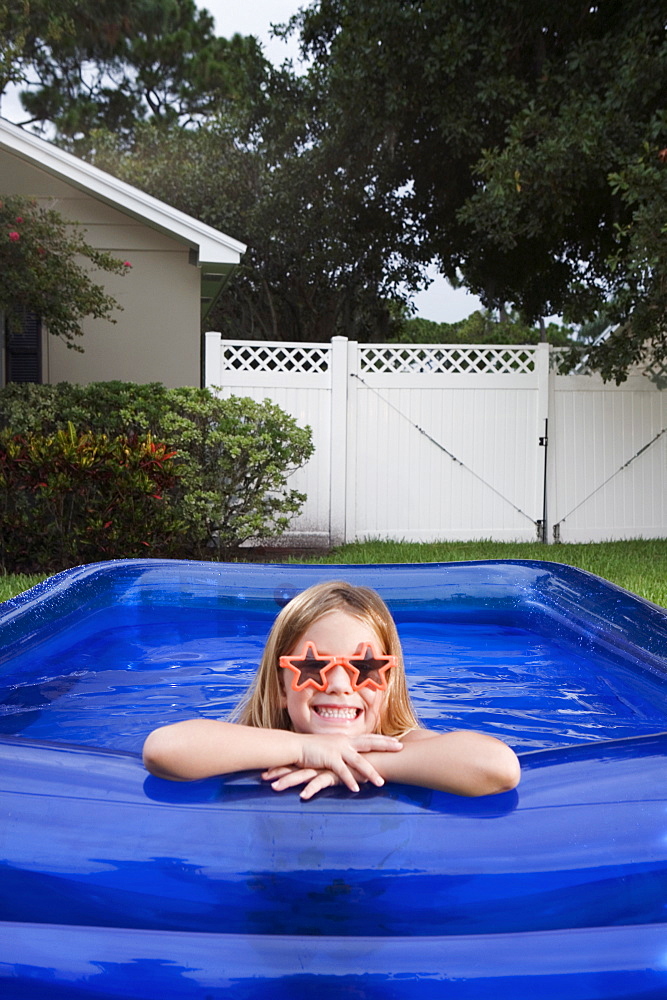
[1,558,666,999]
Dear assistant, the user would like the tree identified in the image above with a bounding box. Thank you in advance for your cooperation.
[0,0,151,96]
[391,311,574,346]
[88,114,421,342]
[2,2,424,343]
[0,195,129,347]
[1,0,270,146]
[295,0,667,380]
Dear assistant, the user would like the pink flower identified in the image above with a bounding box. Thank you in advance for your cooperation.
[123,261,132,268]
[8,231,19,242]
[15,216,23,224]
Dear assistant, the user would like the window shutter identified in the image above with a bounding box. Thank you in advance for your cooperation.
[5,313,42,383]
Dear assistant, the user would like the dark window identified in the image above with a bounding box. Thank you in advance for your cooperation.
[5,313,42,383]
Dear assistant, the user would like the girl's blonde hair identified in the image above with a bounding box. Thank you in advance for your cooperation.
[236,580,421,737]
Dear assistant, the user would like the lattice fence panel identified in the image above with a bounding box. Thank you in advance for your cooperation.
[642,356,667,388]
[221,343,331,373]
[359,345,537,375]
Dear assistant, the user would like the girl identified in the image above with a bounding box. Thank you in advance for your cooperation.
[143,580,520,800]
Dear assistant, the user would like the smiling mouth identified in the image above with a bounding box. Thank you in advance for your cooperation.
[313,706,361,720]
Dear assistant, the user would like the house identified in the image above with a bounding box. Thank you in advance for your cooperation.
[0,117,246,388]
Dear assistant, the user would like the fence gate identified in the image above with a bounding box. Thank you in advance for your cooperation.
[205,334,666,546]
[548,370,667,542]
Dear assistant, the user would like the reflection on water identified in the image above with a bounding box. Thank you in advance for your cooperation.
[1,607,666,752]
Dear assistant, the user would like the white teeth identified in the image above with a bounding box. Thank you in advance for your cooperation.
[315,707,359,719]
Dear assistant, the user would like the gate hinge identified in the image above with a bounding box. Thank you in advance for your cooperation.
[539,436,548,446]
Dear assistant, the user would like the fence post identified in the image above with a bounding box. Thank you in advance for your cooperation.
[204,331,222,389]
[535,341,551,543]
[330,337,349,547]
[344,339,359,545]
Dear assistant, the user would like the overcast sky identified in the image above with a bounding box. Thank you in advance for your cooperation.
[202,0,305,66]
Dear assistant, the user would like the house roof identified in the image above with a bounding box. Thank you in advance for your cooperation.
[0,117,246,315]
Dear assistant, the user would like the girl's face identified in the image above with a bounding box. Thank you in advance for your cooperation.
[280,609,386,736]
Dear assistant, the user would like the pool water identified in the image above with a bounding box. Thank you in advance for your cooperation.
[1,603,665,752]
[1,560,667,998]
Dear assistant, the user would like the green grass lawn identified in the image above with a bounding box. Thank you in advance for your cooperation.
[291,538,667,608]
[1,538,665,606]
[0,573,50,603]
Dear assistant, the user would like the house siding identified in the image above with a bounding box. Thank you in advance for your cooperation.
[1,147,202,387]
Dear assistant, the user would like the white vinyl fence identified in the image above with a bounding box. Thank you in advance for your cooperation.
[205,334,667,546]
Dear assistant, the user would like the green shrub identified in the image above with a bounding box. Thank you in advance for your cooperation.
[157,389,314,552]
[0,381,171,437]
[0,383,314,566]
[0,424,187,572]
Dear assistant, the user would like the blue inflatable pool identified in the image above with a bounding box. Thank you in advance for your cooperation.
[1,559,666,998]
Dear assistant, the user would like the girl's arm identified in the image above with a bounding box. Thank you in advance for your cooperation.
[266,729,520,799]
[363,729,520,796]
[142,719,403,791]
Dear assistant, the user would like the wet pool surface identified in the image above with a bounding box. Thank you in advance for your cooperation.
[1,560,667,998]
[1,603,665,752]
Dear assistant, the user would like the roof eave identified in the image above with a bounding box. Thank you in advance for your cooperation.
[0,118,247,266]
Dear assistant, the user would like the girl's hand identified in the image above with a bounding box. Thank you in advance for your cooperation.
[262,733,403,799]
[262,764,345,800]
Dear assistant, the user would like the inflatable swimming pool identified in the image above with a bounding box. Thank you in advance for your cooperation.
[1,559,666,998]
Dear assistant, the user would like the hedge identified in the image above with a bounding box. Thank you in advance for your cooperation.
[0,383,314,571]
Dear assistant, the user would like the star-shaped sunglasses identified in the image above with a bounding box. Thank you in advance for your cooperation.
[279,641,397,692]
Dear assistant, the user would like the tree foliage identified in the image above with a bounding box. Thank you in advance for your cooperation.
[87,116,419,342]
[296,0,667,380]
[1,0,149,96]
[5,1,665,376]
[1,1,417,342]
[0,195,129,347]
[1,0,269,144]
[392,311,574,346]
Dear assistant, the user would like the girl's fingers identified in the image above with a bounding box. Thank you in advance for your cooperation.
[262,765,294,780]
[327,757,360,793]
[300,771,338,800]
[269,767,319,790]
[343,750,384,787]
[263,758,358,795]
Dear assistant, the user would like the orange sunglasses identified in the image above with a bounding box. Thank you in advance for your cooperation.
[279,641,397,692]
